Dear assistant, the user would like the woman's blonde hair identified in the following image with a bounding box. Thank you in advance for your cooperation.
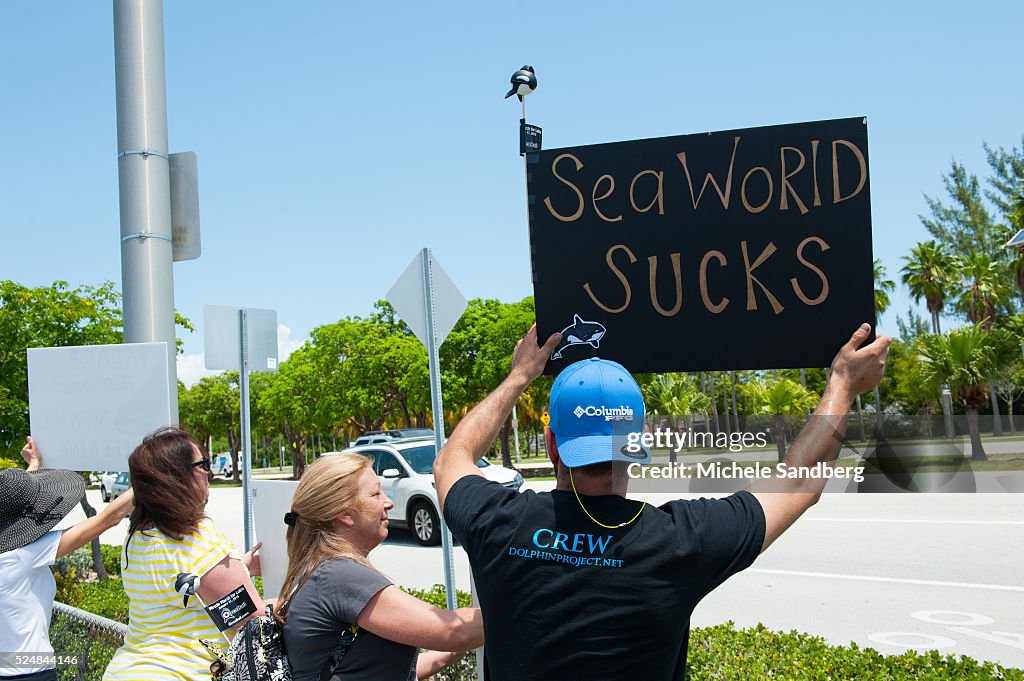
[275,454,377,621]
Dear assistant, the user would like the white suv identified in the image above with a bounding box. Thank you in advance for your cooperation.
[98,471,120,502]
[336,437,524,546]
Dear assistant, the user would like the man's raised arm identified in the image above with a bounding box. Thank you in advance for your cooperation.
[434,324,561,511]
[750,323,890,553]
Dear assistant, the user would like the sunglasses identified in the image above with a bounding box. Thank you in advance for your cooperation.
[189,458,212,473]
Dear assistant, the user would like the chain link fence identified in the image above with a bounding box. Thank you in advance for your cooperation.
[49,602,126,681]
[48,601,477,681]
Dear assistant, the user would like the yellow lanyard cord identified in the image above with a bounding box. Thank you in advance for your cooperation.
[569,468,646,529]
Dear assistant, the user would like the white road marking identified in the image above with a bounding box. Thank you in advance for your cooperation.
[867,632,957,650]
[748,568,1024,592]
[911,610,994,626]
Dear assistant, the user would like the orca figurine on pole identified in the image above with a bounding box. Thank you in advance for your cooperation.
[505,65,537,101]
[507,64,541,156]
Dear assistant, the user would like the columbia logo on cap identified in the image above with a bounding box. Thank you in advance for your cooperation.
[573,405,635,421]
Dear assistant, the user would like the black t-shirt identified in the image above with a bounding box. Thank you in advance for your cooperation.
[443,476,765,681]
[282,558,417,681]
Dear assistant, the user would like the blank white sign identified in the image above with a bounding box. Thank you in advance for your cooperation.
[251,480,299,599]
[27,342,172,472]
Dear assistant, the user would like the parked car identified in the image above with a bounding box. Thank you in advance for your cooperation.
[210,453,234,478]
[110,471,131,500]
[332,437,523,546]
[99,471,120,502]
[351,429,435,447]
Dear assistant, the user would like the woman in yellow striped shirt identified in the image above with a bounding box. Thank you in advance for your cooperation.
[103,428,266,681]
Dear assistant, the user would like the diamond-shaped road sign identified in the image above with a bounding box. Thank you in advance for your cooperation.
[387,250,466,348]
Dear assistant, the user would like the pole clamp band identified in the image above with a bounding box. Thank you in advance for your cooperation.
[120,232,172,243]
[118,149,169,160]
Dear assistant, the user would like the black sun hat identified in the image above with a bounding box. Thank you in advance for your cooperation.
[0,467,85,554]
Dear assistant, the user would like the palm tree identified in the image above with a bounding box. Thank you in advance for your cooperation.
[901,241,958,438]
[918,325,1018,461]
[644,373,711,462]
[872,260,896,432]
[873,259,895,319]
[954,251,1009,328]
[901,241,955,334]
[953,251,1015,435]
[740,378,819,461]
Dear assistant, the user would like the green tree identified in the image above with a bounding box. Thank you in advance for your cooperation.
[921,160,1004,258]
[953,251,1010,327]
[643,373,710,461]
[1,279,189,578]
[984,137,1024,226]
[257,346,321,479]
[179,373,241,480]
[888,309,938,426]
[438,298,543,466]
[308,314,429,434]
[993,314,1024,433]
[918,325,1018,460]
[901,241,956,334]
[986,140,1024,306]
[869,260,897,428]
[895,308,931,341]
[873,259,895,321]
[740,379,818,461]
[879,337,940,429]
[0,281,122,453]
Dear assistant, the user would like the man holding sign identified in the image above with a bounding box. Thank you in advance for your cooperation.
[434,323,888,680]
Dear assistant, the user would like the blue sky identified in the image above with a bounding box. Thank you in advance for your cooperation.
[2,1,1022,384]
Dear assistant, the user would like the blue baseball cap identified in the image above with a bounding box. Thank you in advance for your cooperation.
[548,357,649,468]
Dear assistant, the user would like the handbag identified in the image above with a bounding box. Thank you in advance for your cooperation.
[202,605,358,681]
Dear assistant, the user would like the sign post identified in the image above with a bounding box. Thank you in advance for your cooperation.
[387,249,466,610]
[205,305,278,552]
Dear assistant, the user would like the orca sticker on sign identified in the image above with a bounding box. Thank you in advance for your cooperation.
[526,116,875,374]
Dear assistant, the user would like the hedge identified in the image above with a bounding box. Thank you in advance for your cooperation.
[688,622,1023,680]
[51,554,1023,680]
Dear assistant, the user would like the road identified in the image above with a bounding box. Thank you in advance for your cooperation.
[60,483,1024,669]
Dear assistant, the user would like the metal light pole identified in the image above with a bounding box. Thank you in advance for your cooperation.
[113,0,178,420]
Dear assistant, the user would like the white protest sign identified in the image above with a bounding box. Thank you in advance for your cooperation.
[251,479,298,599]
[27,342,172,472]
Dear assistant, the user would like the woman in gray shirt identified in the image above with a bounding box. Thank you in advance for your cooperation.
[278,454,482,680]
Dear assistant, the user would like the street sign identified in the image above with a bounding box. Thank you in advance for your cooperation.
[204,306,278,372]
[203,305,279,552]
[169,151,201,262]
[387,251,466,348]
[387,249,466,611]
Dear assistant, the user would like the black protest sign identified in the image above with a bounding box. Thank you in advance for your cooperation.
[526,117,874,374]
[204,585,257,631]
